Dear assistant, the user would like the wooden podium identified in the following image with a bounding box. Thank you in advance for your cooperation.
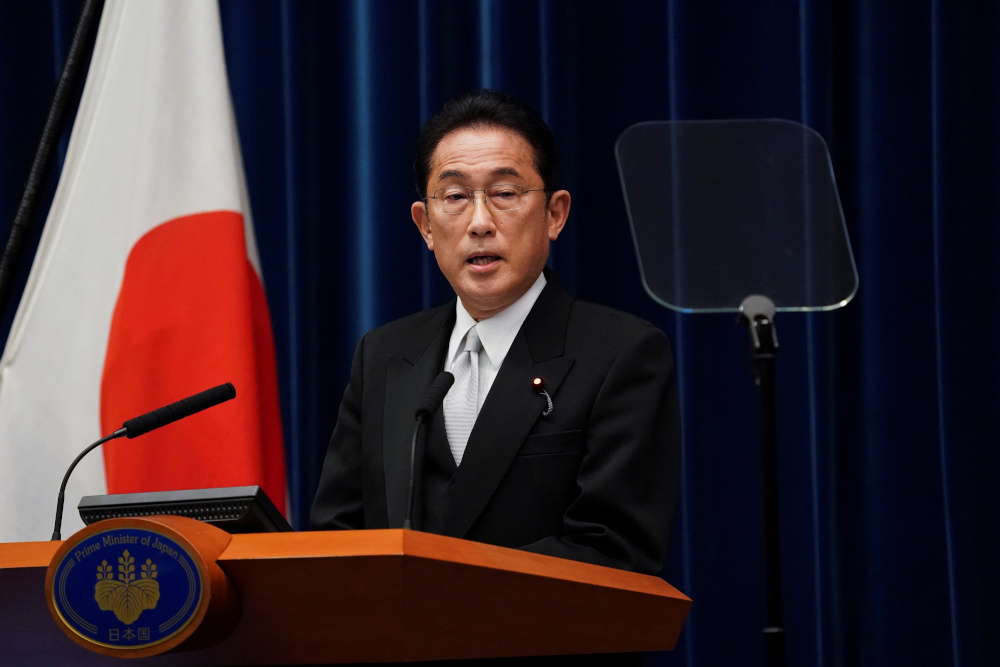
[1,526,690,665]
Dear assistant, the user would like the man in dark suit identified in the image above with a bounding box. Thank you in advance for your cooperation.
[310,90,681,578]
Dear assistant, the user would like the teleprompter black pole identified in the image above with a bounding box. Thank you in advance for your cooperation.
[0,0,105,317]
[739,295,786,667]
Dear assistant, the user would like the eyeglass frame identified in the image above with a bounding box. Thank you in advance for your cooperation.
[422,183,551,215]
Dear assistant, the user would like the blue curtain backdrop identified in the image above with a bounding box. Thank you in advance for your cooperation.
[1,1,997,665]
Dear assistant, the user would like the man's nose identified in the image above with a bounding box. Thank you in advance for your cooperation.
[467,191,497,236]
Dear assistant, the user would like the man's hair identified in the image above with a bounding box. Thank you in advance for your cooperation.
[414,90,559,200]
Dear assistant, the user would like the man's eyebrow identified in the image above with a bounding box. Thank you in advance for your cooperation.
[435,167,523,182]
[494,167,520,178]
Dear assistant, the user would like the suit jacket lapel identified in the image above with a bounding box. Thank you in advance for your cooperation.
[383,304,453,528]
[439,277,576,538]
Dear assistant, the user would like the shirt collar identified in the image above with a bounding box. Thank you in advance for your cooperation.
[449,271,547,369]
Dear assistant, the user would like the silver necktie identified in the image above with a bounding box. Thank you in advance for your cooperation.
[444,326,481,465]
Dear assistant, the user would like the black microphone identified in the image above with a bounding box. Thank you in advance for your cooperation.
[51,382,237,540]
[122,382,236,438]
[403,372,453,530]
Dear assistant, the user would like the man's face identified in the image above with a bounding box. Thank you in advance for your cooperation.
[411,127,570,320]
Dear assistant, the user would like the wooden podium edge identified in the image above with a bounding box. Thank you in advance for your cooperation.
[4,527,690,664]
[220,528,690,599]
[215,529,691,662]
[0,539,62,567]
[9,528,690,601]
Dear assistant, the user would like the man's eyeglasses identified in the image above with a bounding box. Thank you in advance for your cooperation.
[423,184,548,215]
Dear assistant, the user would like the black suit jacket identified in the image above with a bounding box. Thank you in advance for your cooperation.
[310,274,681,575]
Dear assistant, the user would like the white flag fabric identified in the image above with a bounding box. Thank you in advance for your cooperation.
[0,0,286,543]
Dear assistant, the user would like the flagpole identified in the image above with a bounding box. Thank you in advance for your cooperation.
[0,0,105,318]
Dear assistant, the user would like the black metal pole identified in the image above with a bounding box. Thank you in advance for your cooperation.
[0,0,105,317]
[740,295,786,667]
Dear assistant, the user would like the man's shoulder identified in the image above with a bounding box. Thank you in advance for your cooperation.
[557,299,674,379]
[361,302,453,345]
[530,276,669,355]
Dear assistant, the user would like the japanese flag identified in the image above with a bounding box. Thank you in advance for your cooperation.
[0,0,286,542]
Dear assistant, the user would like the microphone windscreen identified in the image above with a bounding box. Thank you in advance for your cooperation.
[123,382,236,438]
[415,372,454,421]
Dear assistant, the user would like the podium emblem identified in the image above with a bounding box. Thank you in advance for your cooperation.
[50,526,202,650]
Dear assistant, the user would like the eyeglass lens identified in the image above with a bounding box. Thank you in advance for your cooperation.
[431,184,527,214]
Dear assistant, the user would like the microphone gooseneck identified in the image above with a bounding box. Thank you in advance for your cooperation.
[52,429,126,541]
[51,382,237,541]
[404,372,454,530]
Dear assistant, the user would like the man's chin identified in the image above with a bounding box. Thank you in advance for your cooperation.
[457,282,531,319]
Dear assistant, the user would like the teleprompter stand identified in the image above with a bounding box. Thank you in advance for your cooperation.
[616,119,858,667]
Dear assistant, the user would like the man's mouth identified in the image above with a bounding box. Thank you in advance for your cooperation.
[468,255,500,265]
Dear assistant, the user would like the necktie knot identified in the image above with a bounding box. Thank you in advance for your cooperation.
[462,326,482,354]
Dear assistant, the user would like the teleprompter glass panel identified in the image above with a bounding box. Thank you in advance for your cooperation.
[615,119,858,313]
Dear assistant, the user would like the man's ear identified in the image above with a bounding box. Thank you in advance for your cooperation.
[546,189,571,241]
[412,200,434,250]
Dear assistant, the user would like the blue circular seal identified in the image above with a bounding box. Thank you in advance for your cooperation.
[51,526,203,650]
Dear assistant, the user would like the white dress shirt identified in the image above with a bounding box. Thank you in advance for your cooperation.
[445,272,547,412]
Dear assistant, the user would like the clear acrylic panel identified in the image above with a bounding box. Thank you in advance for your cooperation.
[615,119,858,313]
